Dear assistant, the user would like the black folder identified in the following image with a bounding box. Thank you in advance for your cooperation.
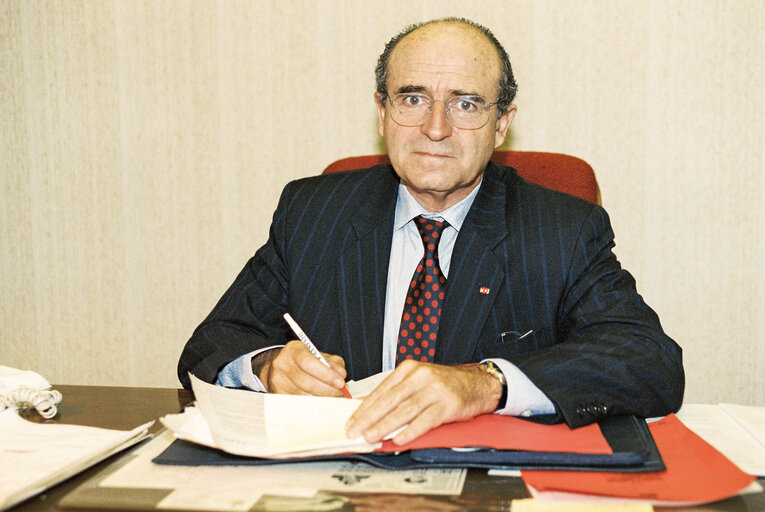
[153,415,664,473]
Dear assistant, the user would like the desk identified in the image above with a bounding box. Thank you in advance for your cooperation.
[10,385,765,512]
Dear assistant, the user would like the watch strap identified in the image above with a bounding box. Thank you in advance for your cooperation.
[480,361,508,412]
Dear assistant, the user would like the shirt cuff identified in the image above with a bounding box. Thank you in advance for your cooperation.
[215,346,284,392]
[482,358,556,417]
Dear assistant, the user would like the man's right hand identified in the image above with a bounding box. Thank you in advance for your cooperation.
[253,341,348,397]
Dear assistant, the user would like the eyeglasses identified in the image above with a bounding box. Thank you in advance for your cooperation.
[387,93,497,130]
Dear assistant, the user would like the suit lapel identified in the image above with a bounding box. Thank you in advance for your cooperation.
[435,165,510,364]
[336,167,399,379]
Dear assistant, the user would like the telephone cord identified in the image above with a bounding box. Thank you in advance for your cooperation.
[1,386,63,419]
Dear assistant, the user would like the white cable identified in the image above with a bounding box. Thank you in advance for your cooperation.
[0,386,63,419]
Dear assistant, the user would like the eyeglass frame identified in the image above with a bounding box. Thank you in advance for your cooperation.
[384,92,500,130]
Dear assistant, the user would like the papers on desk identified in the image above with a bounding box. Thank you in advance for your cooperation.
[521,414,758,507]
[58,429,467,511]
[346,369,392,397]
[163,374,616,465]
[103,431,465,504]
[0,408,152,511]
[676,403,765,476]
[163,374,381,458]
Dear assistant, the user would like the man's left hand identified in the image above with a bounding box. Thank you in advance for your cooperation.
[345,360,502,445]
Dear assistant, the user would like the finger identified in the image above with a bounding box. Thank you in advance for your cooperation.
[347,363,428,440]
[360,389,435,443]
[346,363,413,433]
[385,366,497,443]
[270,366,345,397]
[287,341,347,385]
[353,360,417,413]
[391,402,447,445]
[324,354,347,379]
[269,341,346,396]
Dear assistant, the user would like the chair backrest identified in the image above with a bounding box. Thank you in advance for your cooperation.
[322,150,600,204]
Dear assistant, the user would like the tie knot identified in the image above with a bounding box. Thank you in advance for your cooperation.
[415,216,449,256]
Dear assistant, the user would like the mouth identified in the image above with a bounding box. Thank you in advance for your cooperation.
[412,151,455,159]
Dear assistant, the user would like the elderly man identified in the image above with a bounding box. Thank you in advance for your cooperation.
[178,18,684,446]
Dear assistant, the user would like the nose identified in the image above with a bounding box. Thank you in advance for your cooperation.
[420,100,453,141]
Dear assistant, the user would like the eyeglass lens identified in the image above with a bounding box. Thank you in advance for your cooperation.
[390,95,492,129]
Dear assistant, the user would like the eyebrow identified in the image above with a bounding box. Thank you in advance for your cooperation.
[393,85,485,99]
[395,85,427,94]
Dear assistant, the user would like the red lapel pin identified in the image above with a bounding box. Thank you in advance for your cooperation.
[479,286,490,295]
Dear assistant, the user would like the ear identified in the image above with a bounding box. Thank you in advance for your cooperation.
[375,92,387,137]
[493,104,517,148]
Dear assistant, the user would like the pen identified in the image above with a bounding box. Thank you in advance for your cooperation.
[283,313,352,399]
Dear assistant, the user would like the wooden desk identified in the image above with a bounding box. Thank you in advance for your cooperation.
[10,385,765,512]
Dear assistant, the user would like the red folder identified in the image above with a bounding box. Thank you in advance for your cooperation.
[521,414,755,504]
[377,413,612,454]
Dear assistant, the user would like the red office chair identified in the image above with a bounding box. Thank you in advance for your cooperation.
[322,150,600,204]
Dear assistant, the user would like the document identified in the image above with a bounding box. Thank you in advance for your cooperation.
[164,374,379,458]
[345,369,393,398]
[165,374,613,461]
[677,403,765,476]
[57,430,466,511]
[0,409,151,511]
[108,431,465,497]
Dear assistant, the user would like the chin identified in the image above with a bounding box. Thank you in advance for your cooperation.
[404,166,452,187]
[404,155,458,177]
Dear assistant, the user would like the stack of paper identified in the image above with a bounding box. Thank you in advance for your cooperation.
[0,409,152,511]
[58,428,467,511]
[161,374,614,462]
[162,374,381,458]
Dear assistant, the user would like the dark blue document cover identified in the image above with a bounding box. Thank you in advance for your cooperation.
[153,415,664,472]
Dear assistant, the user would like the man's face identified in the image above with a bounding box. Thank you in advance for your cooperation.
[376,23,516,211]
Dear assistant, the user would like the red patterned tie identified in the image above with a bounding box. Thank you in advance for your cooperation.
[396,216,449,365]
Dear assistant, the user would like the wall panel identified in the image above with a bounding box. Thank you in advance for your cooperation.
[1,0,762,406]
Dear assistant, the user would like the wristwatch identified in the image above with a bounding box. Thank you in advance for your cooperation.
[479,361,507,411]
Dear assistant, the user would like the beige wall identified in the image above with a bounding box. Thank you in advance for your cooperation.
[1,1,762,406]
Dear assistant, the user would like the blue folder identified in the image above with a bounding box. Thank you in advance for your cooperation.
[153,415,664,472]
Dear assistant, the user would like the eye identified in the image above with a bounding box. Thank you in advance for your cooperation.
[401,94,426,107]
[453,97,480,112]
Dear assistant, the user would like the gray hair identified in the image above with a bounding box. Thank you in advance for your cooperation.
[374,17,518,115]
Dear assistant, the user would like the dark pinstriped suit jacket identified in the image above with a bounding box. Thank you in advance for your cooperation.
[178,163,684,428]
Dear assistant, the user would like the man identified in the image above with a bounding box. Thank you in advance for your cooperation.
[178,18,684,446]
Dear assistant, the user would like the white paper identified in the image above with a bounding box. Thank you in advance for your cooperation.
[345,370,393,398]
[676,403,765,476]
[305,460,466,494]
[0,409,151,510]
[488,468,522,477]
[185,375,379,457]
[100,431,316,497]
[720,403,765,447]
[157,487,262,511]
[160,405,217,448]
[264,393,367,453]
[526,481,763,508]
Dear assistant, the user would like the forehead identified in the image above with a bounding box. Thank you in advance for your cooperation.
[387,22,501,97]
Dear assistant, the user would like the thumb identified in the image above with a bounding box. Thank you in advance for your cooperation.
[325,354,347,379]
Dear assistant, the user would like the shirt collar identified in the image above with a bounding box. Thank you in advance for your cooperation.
[394,180,482,232]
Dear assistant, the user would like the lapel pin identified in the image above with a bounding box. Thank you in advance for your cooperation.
[479,286,490,295]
